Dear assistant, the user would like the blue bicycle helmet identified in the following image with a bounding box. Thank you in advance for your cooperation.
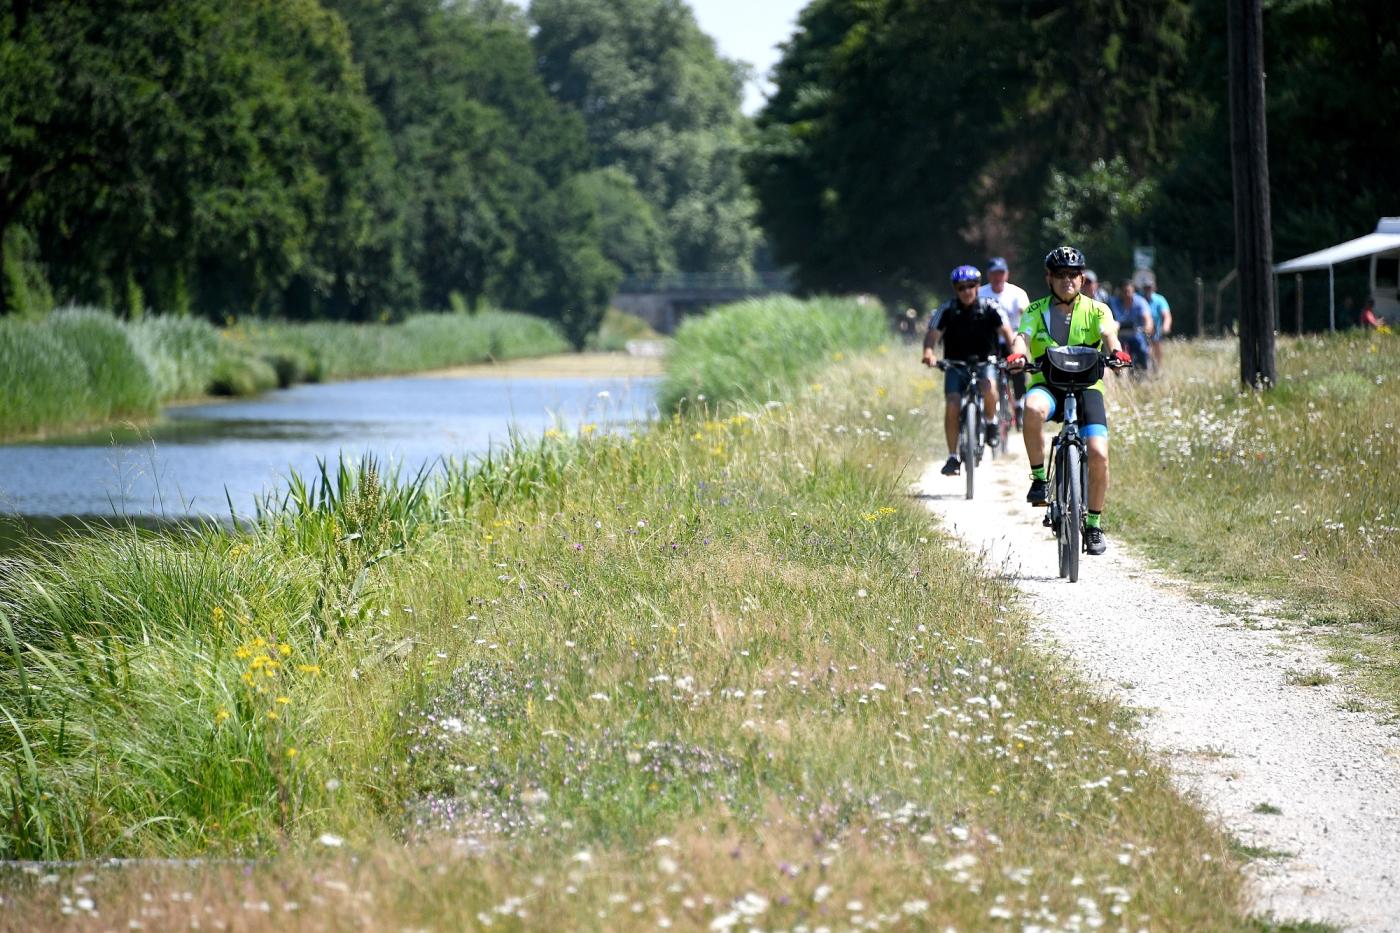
[950,264,981,284]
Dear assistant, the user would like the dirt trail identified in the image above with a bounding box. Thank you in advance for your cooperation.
[916,446,1400,931]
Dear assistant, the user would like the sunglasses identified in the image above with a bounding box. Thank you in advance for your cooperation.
[1050,270,1082,281]
[955,283,978,292]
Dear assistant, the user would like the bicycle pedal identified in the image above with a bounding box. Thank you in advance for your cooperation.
[1041,512,1052,528]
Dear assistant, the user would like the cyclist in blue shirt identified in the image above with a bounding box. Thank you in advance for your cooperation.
[1140,275,1172,371]
[1110,280,1153,371]
[923,264,1016,476]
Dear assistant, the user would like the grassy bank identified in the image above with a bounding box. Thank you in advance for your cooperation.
[0,302,1251,928]
[0,308,569,440]
[659,295,889,411]
[1111,332,1400,711]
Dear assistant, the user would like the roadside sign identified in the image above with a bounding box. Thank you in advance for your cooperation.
[1133,246,1156,270]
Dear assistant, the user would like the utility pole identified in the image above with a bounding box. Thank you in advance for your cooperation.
[1228,0,1276,387]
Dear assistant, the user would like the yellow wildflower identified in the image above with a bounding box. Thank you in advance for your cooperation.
[215,708,231,723]
[286,747,298,759]
[267,710,279,720]
[278,643,292,657]
[275,696,290,705]
[297,664,321,675]
[212,606,226,624]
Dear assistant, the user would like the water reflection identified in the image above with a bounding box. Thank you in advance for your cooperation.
[0,374,656,521]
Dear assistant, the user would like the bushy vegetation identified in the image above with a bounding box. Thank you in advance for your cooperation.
[0,336,1249,929]
[585,307,661,352]
[751,0,1398,325]
[658,295,889,411]
[0,309,569,440]
[1111,331,1400,709]
[2,0,758,345]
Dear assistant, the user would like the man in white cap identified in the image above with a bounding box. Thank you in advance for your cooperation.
[980,256,1031,407]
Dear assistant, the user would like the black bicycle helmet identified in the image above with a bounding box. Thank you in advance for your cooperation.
[1043,245,1086,271]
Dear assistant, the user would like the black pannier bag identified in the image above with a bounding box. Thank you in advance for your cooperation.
[1041,345,1103,390]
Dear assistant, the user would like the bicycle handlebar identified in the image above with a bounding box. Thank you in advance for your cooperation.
[936,357,998,372]
[1000,353,1132,374]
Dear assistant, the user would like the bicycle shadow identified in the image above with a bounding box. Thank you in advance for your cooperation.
[908,491,969,502]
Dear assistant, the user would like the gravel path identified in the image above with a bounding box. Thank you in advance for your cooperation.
[916,446,1400,931]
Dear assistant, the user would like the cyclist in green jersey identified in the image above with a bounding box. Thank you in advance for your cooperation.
[1005,246,1131,556]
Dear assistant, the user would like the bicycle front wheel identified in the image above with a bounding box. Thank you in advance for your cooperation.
[961,401,977,500]
[1061,444,1082,582]
[996,380,1013,456]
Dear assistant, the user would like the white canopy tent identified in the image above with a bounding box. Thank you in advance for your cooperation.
[1274,218,1400,330]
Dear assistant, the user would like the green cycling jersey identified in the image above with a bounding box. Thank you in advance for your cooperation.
[1017,293,1113,391]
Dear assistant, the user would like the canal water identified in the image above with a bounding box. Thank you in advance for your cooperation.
[0,372,657,536]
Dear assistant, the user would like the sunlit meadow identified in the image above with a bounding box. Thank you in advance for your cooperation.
[0,305,1253,929]
[1110,331,1400,711]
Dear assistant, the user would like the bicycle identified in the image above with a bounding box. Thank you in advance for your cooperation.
[937,358,996,500]
[993,364,1017,457]
[1009,348,1130,582]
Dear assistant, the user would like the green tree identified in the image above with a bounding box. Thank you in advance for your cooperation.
[749,0,1199,304]
[530,0,760,276]
[1149,0,1400,311]
[328,0,619,339]
[2,0,390,318]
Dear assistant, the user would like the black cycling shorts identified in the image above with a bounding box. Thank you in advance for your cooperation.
[1024,384,1108,439]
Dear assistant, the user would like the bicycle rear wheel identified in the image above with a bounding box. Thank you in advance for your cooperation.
[1061,444,1082,582]
[960,400,977,500]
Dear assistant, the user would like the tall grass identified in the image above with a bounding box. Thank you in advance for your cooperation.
[0,308,570,441]
[658,295,889,411]
[236,310,570,383]
[1110,331,1400,709]
[0,300,1251,929]
[0,309,160,437]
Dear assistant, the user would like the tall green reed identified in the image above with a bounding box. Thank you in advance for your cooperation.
[658,295,889,411]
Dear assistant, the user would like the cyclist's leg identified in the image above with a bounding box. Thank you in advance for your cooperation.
[1022,387,1054,465]
[943,368,966,456]
[1080,389,1110,511]
[978,367,998,421]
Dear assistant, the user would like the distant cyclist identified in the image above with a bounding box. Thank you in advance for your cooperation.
[1006,247,1131,555]
[924,264,1016,476]
[1140,274,1172,371]
[980,256,1032,409]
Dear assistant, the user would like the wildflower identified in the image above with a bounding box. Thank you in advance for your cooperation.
[278,643,292,657]
[297,664,321,675]
[266,711,279,720]
[275,696,290,705]
[286,747,298,759]
[581,423,597,436]
[215,708,231,723]
[212,606,226,624]
[318,833,344,848]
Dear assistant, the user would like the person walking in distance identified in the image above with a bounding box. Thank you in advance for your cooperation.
[924,264,1016,476]
[980,256,1031,411]
[1005,247,1130,556]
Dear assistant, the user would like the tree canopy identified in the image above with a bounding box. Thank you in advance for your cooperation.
[8,0,755,343]
[749,0,1395,322]
[530,0,760,277]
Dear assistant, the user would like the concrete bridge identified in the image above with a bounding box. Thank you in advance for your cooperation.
[613,272,792,334]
